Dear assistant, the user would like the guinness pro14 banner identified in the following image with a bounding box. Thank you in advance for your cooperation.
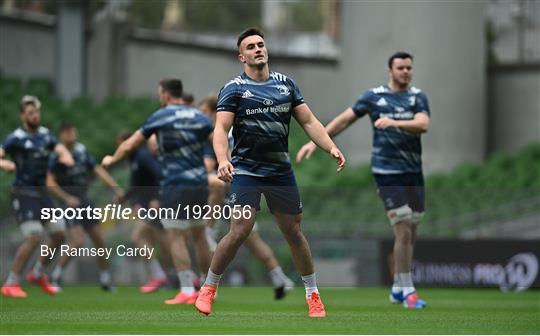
[380,240,540,291]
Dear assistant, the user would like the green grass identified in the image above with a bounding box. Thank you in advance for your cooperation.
[1,287,539,334]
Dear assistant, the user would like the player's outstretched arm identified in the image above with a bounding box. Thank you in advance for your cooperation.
[293,103,346,172]
[54,143,75,167]
[94,165,125,203]
[296,107,358,163]
[102,130,146,169]
[214,112,235,182]
[0,148,16,172]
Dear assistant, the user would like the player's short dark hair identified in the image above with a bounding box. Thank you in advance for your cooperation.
[182,92,195,105]
[388,51,413,69]
[237,27,264,49]
[159,78,183,98]
[199,95,218,113]
[59,121,75,133]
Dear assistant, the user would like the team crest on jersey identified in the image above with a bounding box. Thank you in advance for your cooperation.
[24,140,33,149]
[409,96,416,106]
[277,85,290,96]
[263,99,273,106]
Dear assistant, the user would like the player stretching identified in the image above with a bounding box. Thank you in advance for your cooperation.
[0,95,74,298]
[297,52,430,308]
[195,28,345,318]
[199,95,294,299]
[102,79,213,305]
[47,122,123,291]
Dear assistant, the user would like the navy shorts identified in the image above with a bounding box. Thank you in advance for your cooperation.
[130,186,160,209]
[160,186,209,220]
[61,197,99,229]
[11,188,54,224]
[228,172,302,215]
[373,173,425,212]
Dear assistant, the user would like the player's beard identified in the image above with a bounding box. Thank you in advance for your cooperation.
[25,120,40,132]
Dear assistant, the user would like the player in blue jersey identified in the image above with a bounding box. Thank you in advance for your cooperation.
[195,28,345,318]
[46,122,124,291]
[0,95,74,298]
[116,130,171,294]
[102,79,213,305]
[199,95,294,300]
[297,52,430,309]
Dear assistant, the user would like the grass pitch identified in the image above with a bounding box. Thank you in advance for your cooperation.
[1,286,538,334]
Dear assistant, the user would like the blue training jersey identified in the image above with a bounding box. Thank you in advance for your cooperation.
[352,85,431,174]
[140,104,213,187]
[48,142,96,198]
[1,126,58,187]
[216,71,304,177]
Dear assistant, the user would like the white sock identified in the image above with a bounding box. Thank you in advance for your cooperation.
[301,273,319,297]
[199,272,206,284]
[51,265,63,282]
[398,272,415,296]
[391,273,402,293]
[33,260,43,277]
[269,266,286,288]
[177,270,195,295]
[149,259,166,279]
[204,269,222,287]
[5,272,19,285]
[100,270,111,285]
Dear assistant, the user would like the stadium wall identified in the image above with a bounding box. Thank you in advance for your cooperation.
[487,64,540,153]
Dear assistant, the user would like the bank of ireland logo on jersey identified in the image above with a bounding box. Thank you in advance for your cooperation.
[277,85,290,96]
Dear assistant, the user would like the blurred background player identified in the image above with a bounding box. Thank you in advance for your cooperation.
[116,130,171,294]
[0,95,74,298]
[199,94,294,299]
[195,28,345,318]
[102,78,213,305]
[46,122,124,291]
[297,51,430,309]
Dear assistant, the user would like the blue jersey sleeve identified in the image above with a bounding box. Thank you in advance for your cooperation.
[1,134,16,155]
[287,77,305,107]
[414,92,431,117]
[351,91,372,117]
[139,111,161,139]
[48,134,59,150]
[86,152,97,169]
[216,83,241,113]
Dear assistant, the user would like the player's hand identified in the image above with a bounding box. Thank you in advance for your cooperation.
[296,141,317,162]
[217,160,234,183]
[330,147,346,172]
[65,195,81,208]
[0,159,16,172]
[101,155,114,169]
[58,154,75,167]
[374,117,396,129]
[113,188,125,204]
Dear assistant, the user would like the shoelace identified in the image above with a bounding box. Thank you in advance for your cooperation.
[200,287,215,302]
[309,294,324,311]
